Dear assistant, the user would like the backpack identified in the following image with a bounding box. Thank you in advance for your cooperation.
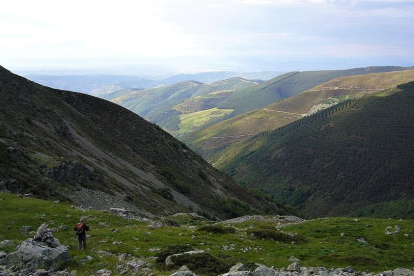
[75,222,84,235]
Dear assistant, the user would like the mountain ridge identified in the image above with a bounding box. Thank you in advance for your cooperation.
[0,65,291,219]
[214,81,414,218]
[185,70,414,161]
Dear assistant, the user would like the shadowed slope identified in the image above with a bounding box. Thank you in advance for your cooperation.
[0,66,290,219]
[215,81,414,218]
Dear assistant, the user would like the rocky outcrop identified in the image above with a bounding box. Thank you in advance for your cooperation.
[46,161,102,184]
[252,265,277,276]
[171,265,198,276]
[217,264,414,276]
[286,262,300,272]
[0,224,70,273]
[218,215,304,226]
[165,250,205,267]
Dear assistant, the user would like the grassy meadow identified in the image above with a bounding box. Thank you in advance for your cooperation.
[1,193,414,275]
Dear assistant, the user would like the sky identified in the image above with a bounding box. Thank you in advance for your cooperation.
[1,0,414,74]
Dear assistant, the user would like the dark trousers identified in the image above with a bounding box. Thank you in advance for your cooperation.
[77,234,87,250]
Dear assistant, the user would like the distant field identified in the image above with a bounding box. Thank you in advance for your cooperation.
[177,107,234,136]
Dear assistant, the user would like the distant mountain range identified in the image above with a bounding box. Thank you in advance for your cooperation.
[23,71,281,96]
[214,81,414,218]
[0,66,293,219]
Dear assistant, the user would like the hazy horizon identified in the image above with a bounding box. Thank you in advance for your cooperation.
[1,0,414,74]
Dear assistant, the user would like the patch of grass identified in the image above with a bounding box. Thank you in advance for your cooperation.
[164,214,208,226]
[198,225,237,234]
[247,227,305,243]
[178,107,234,135]
[170,252,230,276]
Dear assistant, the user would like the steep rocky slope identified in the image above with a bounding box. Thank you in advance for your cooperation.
[0,66,288,219]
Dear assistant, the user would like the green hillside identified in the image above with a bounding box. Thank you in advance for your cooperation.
[217,66,409,117]
[0,66,289,219]
[111,78,259,136]
[215,81,414,218]
[185,70,414,160]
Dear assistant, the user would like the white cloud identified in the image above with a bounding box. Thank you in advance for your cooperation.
[1,0,413,71]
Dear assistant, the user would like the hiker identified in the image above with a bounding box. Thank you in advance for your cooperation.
[74,218,90,250]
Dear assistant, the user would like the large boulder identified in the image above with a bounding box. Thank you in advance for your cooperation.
[221,263,253,276]
[170,265,198,276]
[286,262,300,272]
[253,265,277,276]
[229,263,250,272]
[0,225,70,272]
[393,268,414,276]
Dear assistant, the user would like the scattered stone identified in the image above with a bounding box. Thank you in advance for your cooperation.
[127,259,147,270]
[393,268,414,276]
[230,263,250,272]
[171,270,198,276]
[286,262,300,272]
[386,225,401,235]
[253,265,277,276]
[0,240,14,249]
[97,268,111,275]
[343,266,355,273]
[380,270,394,276]
[19,226,32,233]
[34,223,48,240]
[34,269,50,276]
[288,256,300,262]
[0,251,7,259]
[357,237,368,244]
[110,208,129,216]
[59,225,69,231]
[218,215,304,226]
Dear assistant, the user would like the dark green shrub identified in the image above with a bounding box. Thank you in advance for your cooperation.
[170,252,229,276]
[247,227,305,243]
